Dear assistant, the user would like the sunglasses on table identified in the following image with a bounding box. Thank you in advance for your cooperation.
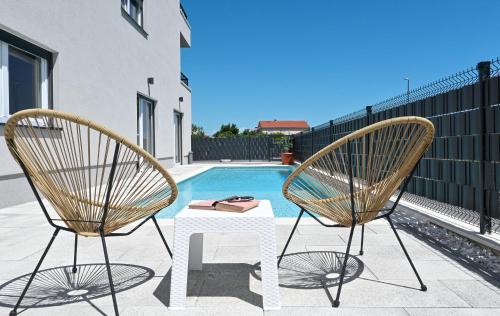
[211,196,254,207]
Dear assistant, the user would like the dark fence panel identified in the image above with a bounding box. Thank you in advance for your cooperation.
[192,136,290,161]
[292,58,500,234]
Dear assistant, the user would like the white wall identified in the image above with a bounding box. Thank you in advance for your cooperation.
[260,129,308,135]
[0,0,191,206]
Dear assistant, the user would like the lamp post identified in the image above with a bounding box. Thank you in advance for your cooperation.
[404,77,410,104]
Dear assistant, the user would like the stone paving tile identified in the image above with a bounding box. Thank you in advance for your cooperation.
[306,241,472,280]
[167,263,265,309]
[360,256,475,281]
[479,279,500,295]
[443,261,497,282]
[212,245,307,263]
[338,231,423,248]
[0,305,115,316]
[337,279,470,308]
[123,306,265,315]
[0,246,44,262]
[304,242,446,262]
[405,307,500,316]
[115,245,174,261]
[266,307,410,316]
[0,258,57,281]
[439,280,500,307]
[388,244,451,261]
[365,222,398,234]
[152,259,174,276]
[297,225,351,236]
[0,217,45,229]
[278,234,347,247]
[277,287,336,307]
[0,227,51,247]
[296,249,378,281]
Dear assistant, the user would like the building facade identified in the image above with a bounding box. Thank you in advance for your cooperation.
[257,120,309,135]
[0,0,191,207]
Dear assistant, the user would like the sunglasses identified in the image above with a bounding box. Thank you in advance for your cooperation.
[212,195,254,207]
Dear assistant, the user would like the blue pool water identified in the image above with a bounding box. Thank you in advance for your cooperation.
[157,167,301,218]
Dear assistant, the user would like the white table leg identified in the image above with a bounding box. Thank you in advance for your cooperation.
[259,223,281,310]
[189,233,203,271]
[169,226,190,309]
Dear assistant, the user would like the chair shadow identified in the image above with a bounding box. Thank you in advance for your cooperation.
[0,263,154,314]
[153,263,263,308]
[251,251,363,289]
[251,251,364,306]
[356,277,422,291]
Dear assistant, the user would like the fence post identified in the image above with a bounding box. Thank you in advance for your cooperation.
[477,61,491,234]
[329,120,334,143]
[310,127,315,158]
[297,131,303,161]
[248,135,251,162]
[366,106,373,126]
[267,136,271,161]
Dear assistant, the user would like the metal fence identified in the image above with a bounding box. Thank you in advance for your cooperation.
[192,136,290,161]
[293,58,500,234]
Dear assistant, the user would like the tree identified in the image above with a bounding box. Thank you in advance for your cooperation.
[241,129,265,137]
[192,124,206,138]
[213,123,239,138]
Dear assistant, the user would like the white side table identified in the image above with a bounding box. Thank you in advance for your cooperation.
[169,200,281,310]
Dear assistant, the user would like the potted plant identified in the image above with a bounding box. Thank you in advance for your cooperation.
[280,137,294,165]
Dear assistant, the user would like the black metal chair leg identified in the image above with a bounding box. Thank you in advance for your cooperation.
[10,228,60,316]
[387,216,427,291]
[278,208,305,267]
[333,224,356,308]
[72,234,78,273]
[100,230,119,316]
[359,224,365,255]
[152,216,172,258]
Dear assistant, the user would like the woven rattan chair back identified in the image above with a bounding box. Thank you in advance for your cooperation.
[4,109,178,236]
[283,116,434,227]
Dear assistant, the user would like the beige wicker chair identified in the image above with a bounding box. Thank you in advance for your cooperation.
[5,109,178,316]
[278,116,434,307]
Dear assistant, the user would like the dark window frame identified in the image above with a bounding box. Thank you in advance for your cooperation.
[8,46,42,114]
[0,29,53,122]
[174,109,184,164]
[121,0,148,39]
[137,93,156,156]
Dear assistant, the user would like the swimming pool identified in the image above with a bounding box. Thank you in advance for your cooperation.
[157,166,301,218]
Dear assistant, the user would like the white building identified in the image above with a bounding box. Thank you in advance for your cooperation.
[0,0,192,207]
[257,120,310,135]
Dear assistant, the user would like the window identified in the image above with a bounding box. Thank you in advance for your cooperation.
[122,0,143,27]
[0,39,49,119]
[137,95,155,155]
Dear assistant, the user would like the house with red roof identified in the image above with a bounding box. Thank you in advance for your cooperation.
[257,120,310,135]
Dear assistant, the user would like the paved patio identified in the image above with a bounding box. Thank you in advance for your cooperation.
[0,164,499,315]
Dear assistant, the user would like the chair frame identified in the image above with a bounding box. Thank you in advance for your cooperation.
[6,111,176,316]
[278,121,431,308]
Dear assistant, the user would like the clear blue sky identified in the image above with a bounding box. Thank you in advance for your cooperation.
[181,0,500,135]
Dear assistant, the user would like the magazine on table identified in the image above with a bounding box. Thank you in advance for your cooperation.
[188,196,259,213]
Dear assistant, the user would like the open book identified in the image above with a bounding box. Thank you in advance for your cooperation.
[188,199,260,213]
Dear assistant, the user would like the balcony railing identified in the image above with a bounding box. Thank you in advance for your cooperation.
[180,3,188,20]
[180,72,189,86]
